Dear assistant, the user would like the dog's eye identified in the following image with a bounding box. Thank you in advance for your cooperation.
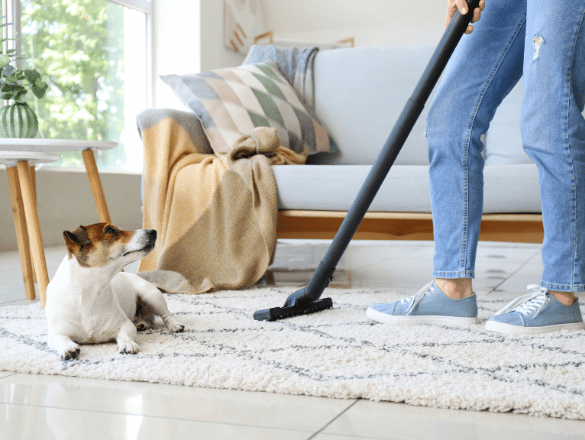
[105,226,117,235]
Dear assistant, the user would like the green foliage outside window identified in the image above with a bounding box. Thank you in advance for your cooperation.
[18,0,126,168]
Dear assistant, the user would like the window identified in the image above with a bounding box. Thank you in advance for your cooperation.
[4,0,151,172]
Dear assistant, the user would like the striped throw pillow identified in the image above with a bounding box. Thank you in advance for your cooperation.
[161,61,331,156]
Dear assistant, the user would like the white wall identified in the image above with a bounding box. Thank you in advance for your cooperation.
[200,0,247,72]
[263,0,446,42]
[191,0,448,80]
[263,0,446,48]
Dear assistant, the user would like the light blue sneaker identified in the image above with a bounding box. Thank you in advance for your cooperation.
[485,285,585,335]
[366,281,478,326]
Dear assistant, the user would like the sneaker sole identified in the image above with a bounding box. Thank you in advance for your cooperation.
[366,307,478,326]
[485,320,585,336]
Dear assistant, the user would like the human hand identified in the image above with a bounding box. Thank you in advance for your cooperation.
[446,0,486,34]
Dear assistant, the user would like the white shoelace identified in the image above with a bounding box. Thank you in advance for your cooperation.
[401,281,436,315]
[494,284,551,318]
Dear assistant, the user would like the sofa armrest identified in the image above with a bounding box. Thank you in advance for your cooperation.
[136,108,213,154]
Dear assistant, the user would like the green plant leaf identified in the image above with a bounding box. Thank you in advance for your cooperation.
[31,82,47,99]
[3,83,25,91]
[28,69,40,78]
[24,69,41,83]
[14,90,27,103]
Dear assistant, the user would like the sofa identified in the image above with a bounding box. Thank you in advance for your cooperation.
[146,46,546,244]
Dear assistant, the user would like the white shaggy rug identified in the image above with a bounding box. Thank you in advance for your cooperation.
[1,287,584,420]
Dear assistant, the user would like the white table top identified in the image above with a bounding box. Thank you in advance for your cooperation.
[0,139,117,152]
[0,151,62,167]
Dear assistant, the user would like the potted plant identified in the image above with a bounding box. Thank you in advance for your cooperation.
[0,16,48,138]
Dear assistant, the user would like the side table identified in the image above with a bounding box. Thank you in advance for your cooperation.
[0,139,118,308]
[1,151,61,305]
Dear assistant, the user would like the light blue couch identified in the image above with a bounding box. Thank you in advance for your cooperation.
[142,46,545,242]
[272,45,542,214]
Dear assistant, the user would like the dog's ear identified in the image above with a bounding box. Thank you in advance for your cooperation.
[63,230,79,256]
[63,230,76,243]
[64,227,90,245]
[63,227,91,254]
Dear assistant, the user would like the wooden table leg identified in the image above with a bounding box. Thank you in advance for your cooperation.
[6,167,35,300]
[81,149,123,271]
[16,160,49,308]
[29,165,36,204]
[82,148,112,224]
[29,165,38,284]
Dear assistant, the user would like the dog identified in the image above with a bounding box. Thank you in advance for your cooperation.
[45,223,184,360]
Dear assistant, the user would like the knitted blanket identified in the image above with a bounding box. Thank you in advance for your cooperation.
[136,109,306,294]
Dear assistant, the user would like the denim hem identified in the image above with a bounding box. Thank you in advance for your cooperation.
[432,271,475,279]
[541,281,585,293]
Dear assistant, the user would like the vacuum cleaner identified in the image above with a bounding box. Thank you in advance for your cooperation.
[254,0,481,322]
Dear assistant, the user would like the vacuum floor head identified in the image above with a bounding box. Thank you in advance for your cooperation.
[253,297,333,321]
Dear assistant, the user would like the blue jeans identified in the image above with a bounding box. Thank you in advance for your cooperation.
[426,0,585,292]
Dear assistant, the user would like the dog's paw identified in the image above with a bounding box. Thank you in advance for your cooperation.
[60,345,81,361]
[117,340,139,355]
[135,320,152,332]
[167,320,185,333]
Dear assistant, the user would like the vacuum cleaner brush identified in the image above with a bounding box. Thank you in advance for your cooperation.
[253,297,333,321]
[254,266,335,321]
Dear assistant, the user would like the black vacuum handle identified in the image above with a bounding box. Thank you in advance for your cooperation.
[283,0,481,308]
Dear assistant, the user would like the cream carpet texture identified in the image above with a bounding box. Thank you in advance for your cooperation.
[1,287,584,420]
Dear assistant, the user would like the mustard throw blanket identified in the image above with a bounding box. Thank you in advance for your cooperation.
[137,111,306,294]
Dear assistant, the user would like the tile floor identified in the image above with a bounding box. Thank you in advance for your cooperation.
[1,239,585,439]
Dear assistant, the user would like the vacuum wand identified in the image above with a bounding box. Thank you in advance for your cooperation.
[254,0,481,322]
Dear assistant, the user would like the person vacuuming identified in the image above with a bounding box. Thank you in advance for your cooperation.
[255,0,482,321]
[367,0,585,335]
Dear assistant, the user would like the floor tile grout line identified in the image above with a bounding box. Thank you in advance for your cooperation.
[0,373,19,380]
[0,400,316,434]
[486,252,542,296]
[306,399,361,440]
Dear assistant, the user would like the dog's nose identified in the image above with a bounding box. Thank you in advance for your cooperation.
[147,229,157,239]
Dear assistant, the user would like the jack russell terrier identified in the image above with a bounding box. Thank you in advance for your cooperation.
[45,223,184,360]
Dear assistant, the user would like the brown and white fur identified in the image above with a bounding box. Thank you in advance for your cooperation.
[45,223,184,360]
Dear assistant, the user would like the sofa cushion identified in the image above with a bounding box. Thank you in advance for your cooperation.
[160,61,331,156]
[310,46,437,166]
[271,164,541,213]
